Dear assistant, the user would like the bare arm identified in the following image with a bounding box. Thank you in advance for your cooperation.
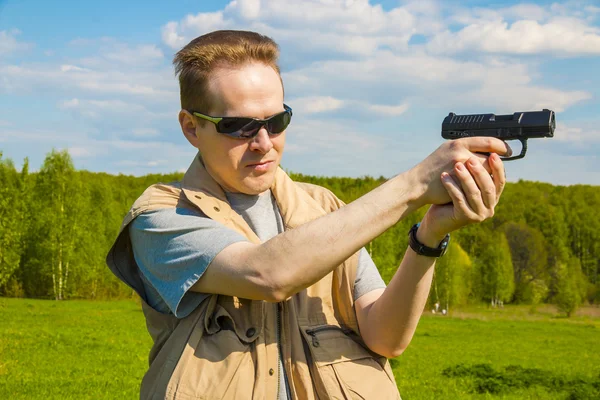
[192,169,424,301]
[192,138,510,303]
[357,152,507,358]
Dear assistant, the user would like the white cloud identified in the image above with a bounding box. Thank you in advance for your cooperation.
[286,118,383,154]
[68,147,93,158]
[0,126,196,175]
[469,84,591,113]
[56,97,173,121]
[0,29,33,56]
[1,58,177,100]
[290,96,344,114]
[60,64,91,72]
[284,52,590,112]
[116,159,169,167]
[553,122,600,142]
[68,37,115,46]
[161,21,187,50]
[103,44,164,65]
[586,6,600,14]
[285,52,531,91]
[450,4,549,25]
[501,4,549,21]
[287,96,410,117]
[162,1,600,58]
[434,12,600,56]
[58,98,80,109]
[161,0,420,56]
[132,128,160,137]
[367,102,409,116]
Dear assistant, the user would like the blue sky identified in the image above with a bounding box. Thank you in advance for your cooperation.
[1,0,599,184]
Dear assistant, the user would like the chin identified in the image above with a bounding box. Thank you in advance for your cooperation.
[241,173,275,195]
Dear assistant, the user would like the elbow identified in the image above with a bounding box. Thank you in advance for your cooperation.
[386,346,407,359]
[265,275,294,302]
[259,268,293,303]
[241,245,290,302]
[367,341,407,359]
[264,289,289,303]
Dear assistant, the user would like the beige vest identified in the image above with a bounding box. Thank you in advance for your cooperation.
[107,154,400,399]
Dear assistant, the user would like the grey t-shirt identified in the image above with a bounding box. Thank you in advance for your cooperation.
[129,189,386,400]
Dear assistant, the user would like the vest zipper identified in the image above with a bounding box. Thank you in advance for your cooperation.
[277,301,282,398]
[305,325,353,348]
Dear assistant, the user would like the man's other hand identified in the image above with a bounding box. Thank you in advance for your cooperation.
[410,137,511,207]
[417,152,506,244]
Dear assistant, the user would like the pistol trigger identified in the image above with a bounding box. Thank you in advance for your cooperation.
[500,139,527,161]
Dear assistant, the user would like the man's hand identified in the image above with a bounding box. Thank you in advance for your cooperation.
[417,152,506,245]
[409,137,511,208]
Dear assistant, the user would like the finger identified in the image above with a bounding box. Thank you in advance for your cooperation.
[454,161,486,215]
[460,137,513,156]
[465,156,496,209]
[472,152,492,174]
[489,153,506,203]
[441,172,476,219]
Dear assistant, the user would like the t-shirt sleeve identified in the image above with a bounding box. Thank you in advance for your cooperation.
[354,247,387,300]
[129,207,249,318]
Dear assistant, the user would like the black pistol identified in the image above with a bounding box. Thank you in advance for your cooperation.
[441,109,555,160]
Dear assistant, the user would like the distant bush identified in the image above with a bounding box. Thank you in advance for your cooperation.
[443,363,600,398]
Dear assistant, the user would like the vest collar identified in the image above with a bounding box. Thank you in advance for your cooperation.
[180,152,329,238]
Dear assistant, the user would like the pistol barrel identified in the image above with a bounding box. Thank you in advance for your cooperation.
[441,109,555,140]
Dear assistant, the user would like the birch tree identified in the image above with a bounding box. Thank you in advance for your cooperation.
[473,232,514,306]
[32,149,83,300]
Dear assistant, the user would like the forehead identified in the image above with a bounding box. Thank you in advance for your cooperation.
[207,63,284,117]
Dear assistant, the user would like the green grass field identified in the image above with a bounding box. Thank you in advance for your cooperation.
[1,298,598,399]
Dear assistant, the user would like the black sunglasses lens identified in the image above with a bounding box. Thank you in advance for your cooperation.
[217,110,291,138]
[217,118,253,134]
[266,111,291,134]
[237,122,261,138]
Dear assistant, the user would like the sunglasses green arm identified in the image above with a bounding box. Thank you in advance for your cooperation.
[191,104,292,127]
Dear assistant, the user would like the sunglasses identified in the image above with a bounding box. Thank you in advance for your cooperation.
[191,104,292,139]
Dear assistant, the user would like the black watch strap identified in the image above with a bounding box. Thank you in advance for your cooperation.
[408,223,450,257]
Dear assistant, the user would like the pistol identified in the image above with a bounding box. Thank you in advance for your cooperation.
[441,109,555,160]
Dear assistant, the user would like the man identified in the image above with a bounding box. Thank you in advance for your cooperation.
[107,30,509,399]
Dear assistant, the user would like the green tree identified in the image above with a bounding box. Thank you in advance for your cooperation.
[472,232,514,306]
[555,257,586,317]
[504,222,548,303]
[26,149,84,299]
[430,241,473,312]
[0,153,26,293]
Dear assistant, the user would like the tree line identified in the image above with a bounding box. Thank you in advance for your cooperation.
[1,150,598,316]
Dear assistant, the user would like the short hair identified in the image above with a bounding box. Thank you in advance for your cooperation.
[173,30,281,115]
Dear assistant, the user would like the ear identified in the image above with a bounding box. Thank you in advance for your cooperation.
[179,110,201,148]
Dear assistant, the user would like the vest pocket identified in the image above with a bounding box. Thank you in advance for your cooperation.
[166,303,259,400]
[300,324,400,400]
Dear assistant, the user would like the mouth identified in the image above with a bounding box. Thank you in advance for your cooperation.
[247,160,273,167]
[247,161,275,172]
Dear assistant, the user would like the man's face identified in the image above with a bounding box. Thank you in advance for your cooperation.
[182,62,286,195]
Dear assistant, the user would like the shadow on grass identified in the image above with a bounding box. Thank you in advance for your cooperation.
[442,363,600,399]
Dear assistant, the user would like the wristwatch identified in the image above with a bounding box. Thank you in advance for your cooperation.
[408,223,450,257]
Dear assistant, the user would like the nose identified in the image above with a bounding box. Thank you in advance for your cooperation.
[248,126,274,154]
